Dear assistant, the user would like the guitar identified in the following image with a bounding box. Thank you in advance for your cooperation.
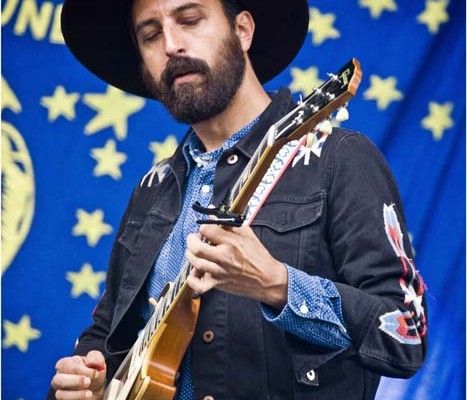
[103,58,362,400]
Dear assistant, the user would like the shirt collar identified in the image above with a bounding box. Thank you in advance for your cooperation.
[182,116,259,174]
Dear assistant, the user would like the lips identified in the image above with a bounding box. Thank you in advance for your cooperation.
[162,57,208,88]
[173,72,200,85]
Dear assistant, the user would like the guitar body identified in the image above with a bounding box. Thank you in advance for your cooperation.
[105,287,200,400]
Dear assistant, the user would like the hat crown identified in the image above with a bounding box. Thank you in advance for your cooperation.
[61,0,309,98]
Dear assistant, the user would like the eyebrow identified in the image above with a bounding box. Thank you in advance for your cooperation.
[134,2,206,36]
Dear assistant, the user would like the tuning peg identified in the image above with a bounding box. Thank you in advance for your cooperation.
[335,107,349,122]
[148,297,158,308]
[306,132,317,148]
[317,119,333,135]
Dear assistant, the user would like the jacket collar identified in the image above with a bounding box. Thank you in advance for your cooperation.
[233,87,295,159]
[168,87,294,182]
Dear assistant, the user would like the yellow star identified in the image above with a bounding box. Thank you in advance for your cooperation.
[40,85,80,122]
[417,0,449,34]
[421,101,454,140]
[91,139,127,179]
[363,75,404,110]
[72,208,113,247]
[359,0,398,19]
[1,77,22,113]
[66,263,106,299]
[2,315,41,352]
[83,86,145,140]
[289,66,325,96]
[149,134,178,165]
[308,8,340,46]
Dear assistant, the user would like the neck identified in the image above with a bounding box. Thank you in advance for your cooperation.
[191,67,271,152]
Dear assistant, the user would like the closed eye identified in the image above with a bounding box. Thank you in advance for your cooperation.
[179,16,202,27]
[142,31,162,43]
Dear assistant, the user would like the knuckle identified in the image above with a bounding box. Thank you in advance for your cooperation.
[199,224,209,236]
[51,375,60,390]
[55,358,65,371]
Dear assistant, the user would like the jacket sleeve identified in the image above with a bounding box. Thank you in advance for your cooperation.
[75,185,141,374]
[46,186,139,400]
[46,190,138,400]
[326,133,427,378]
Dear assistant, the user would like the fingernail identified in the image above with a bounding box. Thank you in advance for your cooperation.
[84,377,91,387]
[95,370,100,380]
[86,390,93,398]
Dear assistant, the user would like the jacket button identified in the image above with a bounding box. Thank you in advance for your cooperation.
[306,369,316,381]
[203,396,215,400]
[202,330,215,343]
[226,154,238,165]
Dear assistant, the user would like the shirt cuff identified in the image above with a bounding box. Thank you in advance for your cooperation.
[262,265,351,349]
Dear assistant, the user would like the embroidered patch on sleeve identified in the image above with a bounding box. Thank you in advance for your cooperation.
[140,160,170,188]
[380,204,427,343]
[378,309,422,345]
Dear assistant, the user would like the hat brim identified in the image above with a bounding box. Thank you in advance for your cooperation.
[61,0,309,99]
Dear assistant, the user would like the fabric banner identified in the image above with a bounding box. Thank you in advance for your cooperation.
[2,0,465,399]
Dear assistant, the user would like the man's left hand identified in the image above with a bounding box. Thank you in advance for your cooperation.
[186,223,287,309]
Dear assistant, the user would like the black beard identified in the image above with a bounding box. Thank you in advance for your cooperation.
[142,32,245,125]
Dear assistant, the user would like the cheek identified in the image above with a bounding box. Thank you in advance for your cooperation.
[141,52,166,81]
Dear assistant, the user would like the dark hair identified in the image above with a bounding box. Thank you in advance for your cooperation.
[220,0,244,26]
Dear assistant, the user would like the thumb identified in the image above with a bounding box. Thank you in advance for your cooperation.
[85,350,107,389]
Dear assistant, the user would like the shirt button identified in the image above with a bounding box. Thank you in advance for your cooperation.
[203,396,215,400]
[201,184,210,194]
[300,301,309,315]
[202,330,215,343]
[226,154,238,165]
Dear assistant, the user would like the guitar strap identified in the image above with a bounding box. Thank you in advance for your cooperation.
[244,131,329,224]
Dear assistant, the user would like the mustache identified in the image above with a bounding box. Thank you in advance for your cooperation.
[162,56,210,87]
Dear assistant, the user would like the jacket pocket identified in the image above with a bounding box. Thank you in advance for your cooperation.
[117,218,144,253]
[251,190,326,272]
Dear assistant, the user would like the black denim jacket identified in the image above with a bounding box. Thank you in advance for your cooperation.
[50,88,427,400]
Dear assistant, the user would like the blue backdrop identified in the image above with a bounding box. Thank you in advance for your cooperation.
[2,0,465,399]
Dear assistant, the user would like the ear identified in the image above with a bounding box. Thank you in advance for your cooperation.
[235,10,255,52]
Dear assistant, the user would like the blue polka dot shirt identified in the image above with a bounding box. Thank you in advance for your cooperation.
[146,120,350,400]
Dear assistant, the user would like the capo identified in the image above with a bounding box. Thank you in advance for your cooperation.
[192,201,244,227]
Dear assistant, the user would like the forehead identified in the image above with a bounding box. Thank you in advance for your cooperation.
[132,0,224,22]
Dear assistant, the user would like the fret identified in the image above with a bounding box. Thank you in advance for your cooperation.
[145,312,157,343]
[163,294,171,314]
[148,313,156,340]
[155,298,164,326]
[173,274,183,297]
[228,133,269,206]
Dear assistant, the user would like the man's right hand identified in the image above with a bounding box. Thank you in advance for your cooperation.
[52,350,106,400]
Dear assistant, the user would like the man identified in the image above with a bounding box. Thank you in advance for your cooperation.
[49,0,427,399]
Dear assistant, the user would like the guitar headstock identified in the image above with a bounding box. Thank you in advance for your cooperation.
[269,58,362,145]
[227,59,362,214]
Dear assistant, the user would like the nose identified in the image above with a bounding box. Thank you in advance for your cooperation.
[163,25,186,57]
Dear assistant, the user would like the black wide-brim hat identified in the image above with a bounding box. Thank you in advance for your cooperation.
[61,0,309,99]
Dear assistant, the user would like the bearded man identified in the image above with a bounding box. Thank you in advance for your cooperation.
[48,0,427,399]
